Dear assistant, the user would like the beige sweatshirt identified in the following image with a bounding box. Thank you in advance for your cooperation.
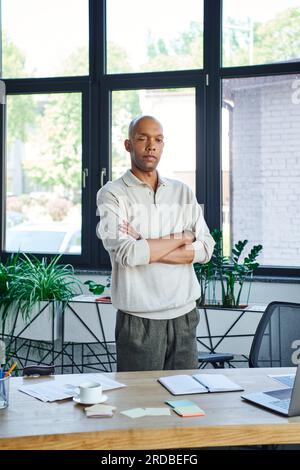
[97,169,215,320]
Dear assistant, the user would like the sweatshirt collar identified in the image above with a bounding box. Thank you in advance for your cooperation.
[122,169,167,188]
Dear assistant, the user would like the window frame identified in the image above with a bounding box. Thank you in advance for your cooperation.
[0,0,300,277]
[0,82,92,268]
[220,8,300,277]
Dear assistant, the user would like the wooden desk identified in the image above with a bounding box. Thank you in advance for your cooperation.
[1,368,300,450]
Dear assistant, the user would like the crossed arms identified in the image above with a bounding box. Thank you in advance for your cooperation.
[97,189,215,268]
[119,220,195,265]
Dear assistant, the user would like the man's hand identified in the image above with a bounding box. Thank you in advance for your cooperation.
[183,230,196,244]
[118,220,141,240]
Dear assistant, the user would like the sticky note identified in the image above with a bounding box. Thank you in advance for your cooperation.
[173,405,205,417]
[166,399,197,408]
[144,408,171,416]
[121,408,146,418]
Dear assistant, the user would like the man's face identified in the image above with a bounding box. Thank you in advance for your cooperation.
[124,118,164,172]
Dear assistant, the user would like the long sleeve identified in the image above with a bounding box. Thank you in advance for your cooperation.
[96,188,150,268]
[186,192,215,264]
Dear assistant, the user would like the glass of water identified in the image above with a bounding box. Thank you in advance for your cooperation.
[0,374,10,409]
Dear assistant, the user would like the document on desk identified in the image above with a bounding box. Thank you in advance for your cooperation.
[245,305,267,311]
[158,374,243,395]
[18,374,126,402]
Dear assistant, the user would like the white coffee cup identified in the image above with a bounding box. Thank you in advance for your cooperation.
[78,381,103,403]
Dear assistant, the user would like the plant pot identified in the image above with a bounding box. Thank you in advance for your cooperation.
[2,301,63,341]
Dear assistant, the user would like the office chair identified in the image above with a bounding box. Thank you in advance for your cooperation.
[198,352,234,369]
[249,301,300,368]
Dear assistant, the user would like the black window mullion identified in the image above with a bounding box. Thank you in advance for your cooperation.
[93,0,111,268]
[222,61,300,79]
[4,76,89,93]
[204,0,222,231]
[103,69,204,91]
[195,79,206,208]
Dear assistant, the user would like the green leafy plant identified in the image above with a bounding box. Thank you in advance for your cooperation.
[84,276,111,295]
[194,229,225,306]
[8,254,82,321]
[221,239,262,308]
[0,254,22,324]
[194,229,263,308]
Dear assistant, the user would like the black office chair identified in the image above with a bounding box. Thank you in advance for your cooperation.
[198,352,234,369]
[249,301,300,368]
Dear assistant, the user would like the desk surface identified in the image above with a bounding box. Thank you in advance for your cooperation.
[0,367,299,450]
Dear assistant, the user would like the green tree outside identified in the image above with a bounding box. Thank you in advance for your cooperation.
[223,7,300,67]
[3,32,36,150]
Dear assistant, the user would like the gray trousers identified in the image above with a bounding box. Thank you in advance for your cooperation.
[115,308,200,372]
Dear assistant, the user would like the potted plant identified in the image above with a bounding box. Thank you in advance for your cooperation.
[84,276,111,296]
[193,261,215,307]
[0,254,22,332]
[194,228,224,307]
[194,229,262,308]
[219,238,262,308]
[1,254,82,341]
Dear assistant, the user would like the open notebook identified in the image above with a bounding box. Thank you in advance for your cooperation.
[158,374,243,396]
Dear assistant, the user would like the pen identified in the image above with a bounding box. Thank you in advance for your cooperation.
[95,296,111,302]
[4,362,17,378]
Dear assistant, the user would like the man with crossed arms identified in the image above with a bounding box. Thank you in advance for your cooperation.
[97,115,215,371]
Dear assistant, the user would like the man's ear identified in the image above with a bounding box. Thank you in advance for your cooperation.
[124,139,131,152]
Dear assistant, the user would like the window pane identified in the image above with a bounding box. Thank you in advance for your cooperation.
[107,0,203,73]
[111,89,196,193]
[223,0,300,67]
[2,0,89,78]
[5,93,82,254]
[222,75,300,266]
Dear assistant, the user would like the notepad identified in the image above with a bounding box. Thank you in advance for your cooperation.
[173,405,205,417]
[165,399,205,417]
[158,374,243,396]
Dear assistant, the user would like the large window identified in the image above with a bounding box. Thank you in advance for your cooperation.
[1,0,89,78]
[1,1,300,276]
[112,88,196,192]
[223,0,300,67]
[0,0,89,265]
[5,93,82,254]
[107,0,204,73]
[222,75,300,267]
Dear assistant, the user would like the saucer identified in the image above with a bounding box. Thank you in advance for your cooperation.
[73,394,108,405]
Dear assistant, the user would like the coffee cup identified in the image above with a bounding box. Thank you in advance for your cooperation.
[78,381,103,404]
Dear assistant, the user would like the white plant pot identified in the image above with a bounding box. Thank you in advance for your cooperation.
[3,301,63,342]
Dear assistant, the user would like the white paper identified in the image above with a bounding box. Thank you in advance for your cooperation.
[19,373,126,402]
[245,305,267,311]
[192,374,243,392]
[70,295,100,303]
[18,382,73,402]
[158,375,207,395]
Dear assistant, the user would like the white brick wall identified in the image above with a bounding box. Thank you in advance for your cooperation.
[224,75,300,266]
